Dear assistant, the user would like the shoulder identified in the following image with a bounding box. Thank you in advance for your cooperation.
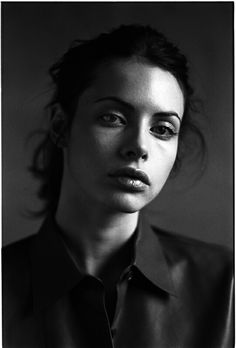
[2,235,36,311]
[152,225,232,265]
[3,235,35,272]
[151,225,233,287]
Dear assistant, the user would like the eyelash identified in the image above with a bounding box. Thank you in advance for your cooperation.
[99,114,179,140]
[150,122,178,140]
[99,114,125,127]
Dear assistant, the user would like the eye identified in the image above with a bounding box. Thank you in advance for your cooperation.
[99,113,126,127]
[150,121,178,140]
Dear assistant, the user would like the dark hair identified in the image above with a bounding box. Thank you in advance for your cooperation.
[29,24,206,217]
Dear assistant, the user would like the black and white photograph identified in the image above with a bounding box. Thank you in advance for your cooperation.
[2,2,234,348]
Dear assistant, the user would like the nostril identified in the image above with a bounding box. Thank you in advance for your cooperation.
[120,145,148,161]
[124,149,148,161]
[141,153,148,160]
[126,150,136,158]
[122,148,148,160]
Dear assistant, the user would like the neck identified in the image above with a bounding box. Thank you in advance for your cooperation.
[55,192,139,277]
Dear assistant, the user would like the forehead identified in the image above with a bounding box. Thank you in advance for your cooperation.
[78,59,185,117]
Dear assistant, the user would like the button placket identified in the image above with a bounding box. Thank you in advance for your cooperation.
[110,267,135,340]
[111,328,117,338]
[110,280,127,338]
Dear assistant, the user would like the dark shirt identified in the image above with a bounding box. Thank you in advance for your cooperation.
[2,214,233,348]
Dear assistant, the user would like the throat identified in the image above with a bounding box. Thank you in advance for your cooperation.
[55,207,139,276]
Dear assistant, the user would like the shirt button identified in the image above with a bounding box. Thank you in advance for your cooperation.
[127,270,133,281]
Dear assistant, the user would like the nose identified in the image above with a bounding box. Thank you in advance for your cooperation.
[119,127,149,161]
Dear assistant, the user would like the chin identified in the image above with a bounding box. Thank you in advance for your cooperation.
[105,192,151,214]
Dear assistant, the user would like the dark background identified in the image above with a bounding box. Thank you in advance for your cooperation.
[2,2,233,248]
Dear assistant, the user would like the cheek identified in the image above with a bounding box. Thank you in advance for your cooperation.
[88,128,121,156]
[69,128,119,166]
[151,142,178,181]
[167,145,179,170]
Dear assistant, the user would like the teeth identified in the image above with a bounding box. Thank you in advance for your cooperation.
[129,179,143,187]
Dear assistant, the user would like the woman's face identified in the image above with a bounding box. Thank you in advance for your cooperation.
[62,59,184,213]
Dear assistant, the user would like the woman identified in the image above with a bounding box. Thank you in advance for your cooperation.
[3,25,233,348]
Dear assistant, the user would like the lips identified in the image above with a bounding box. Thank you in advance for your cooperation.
[109,167,150,191]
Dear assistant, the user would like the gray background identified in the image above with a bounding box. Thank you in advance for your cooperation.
[2,2,233,248]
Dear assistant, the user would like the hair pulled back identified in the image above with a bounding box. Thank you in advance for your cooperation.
[29,24,205,217]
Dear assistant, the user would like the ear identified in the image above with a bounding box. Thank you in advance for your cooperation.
[50,104,68,148]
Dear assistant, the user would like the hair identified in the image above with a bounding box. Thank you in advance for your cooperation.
[29,24,206,217]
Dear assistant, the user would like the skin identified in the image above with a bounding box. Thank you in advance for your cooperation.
[55,58,184,279]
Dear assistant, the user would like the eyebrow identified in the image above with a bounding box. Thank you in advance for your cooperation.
[95,96,135,111]
[95,96,181,123]
[153,112,181,123]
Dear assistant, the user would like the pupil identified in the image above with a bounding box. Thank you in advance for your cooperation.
[105,115,113,121]
[159,126,166,134]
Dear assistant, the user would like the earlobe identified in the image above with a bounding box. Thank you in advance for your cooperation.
[50,104,68,148]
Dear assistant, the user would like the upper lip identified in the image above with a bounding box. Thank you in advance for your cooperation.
[109,167,150,186]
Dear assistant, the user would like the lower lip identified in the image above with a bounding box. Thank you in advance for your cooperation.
[111,176,148,192]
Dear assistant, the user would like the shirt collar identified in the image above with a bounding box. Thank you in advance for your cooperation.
[30,213,177,313]
[134,213,177,297]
